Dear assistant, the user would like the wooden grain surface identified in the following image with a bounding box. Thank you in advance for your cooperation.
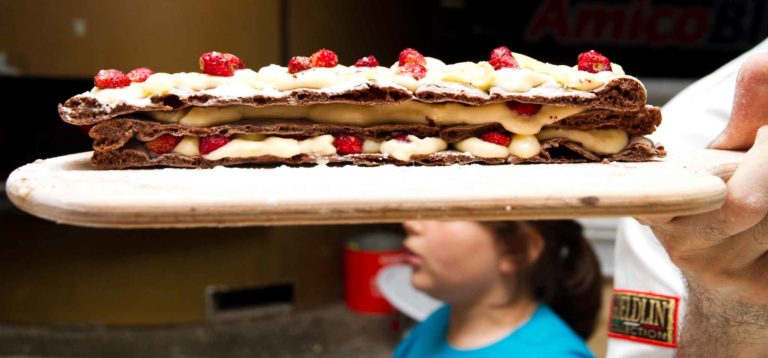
[5,150,744,228]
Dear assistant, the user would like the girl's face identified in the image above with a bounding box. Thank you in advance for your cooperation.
[403,221,507,303]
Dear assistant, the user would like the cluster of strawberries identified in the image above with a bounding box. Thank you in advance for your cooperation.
[93,51,245,90]
[94,47,612,90]
[287,49,390,74]
[288,49,341,74]
[145,134,231,155]
[286,48,429,81]
[488,46,611,73]
[91,47,613,155]
[93,67,154,89]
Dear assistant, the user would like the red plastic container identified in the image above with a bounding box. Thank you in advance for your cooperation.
[344,233,407,314]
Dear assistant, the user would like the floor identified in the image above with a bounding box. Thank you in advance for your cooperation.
[0,303,402,358]
[0,281,613,357]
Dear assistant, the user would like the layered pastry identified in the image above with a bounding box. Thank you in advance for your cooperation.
[59,47,664,169]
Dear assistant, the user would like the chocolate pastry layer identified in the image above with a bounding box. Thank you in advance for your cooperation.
[60,84,412,126]
[88,106,661,152]
[90,136,664,169]
[60,77,647,125]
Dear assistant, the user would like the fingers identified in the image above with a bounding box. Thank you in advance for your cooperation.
[660,126,768,247]
[709,53,768,150]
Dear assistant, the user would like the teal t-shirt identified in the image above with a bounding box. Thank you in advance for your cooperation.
[394,304,594,358]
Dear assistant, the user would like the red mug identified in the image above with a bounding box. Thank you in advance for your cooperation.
[344,233,407,314]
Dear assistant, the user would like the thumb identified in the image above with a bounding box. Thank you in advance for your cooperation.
[709,53,768,151]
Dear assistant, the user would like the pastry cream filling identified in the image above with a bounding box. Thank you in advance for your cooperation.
[435,62,496,90]
[491,68,550,92]
[379,135,448,161]
[165,129,627,161]
[202,135,337,160]
[536,128,628,154]
[455,135,542,159]
[509,134,544,159]
[389,59,495,91]
[362,139,381,153]
[169,134,447,162]
[172,136,200,156]
[257,65,380,91]
[454,138,510,159]
[150,102,585,135]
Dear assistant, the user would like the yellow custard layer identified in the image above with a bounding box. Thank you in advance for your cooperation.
[149,102,585,136]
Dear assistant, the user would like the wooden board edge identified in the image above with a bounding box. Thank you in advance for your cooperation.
[7,188,725,229]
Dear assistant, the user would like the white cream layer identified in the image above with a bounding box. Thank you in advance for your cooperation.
[199,135,336,161]
[164,128,628,162]
[453,135,542,159]
[379,136,448,161]
[173,134,449,161]
[453,128,627,159]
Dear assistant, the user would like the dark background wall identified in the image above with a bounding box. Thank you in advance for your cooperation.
[1,0,767,177]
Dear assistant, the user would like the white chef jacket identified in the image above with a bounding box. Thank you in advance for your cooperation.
[607,37,768,357]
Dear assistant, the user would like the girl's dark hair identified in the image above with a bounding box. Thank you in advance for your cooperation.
[487,220,602,340]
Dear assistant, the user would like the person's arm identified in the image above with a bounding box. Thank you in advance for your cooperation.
[638,53,768,357]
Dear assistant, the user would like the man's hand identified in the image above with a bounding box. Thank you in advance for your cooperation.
[638,53,768,356]
[710,53,768,150]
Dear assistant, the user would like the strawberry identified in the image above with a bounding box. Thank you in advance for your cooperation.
[199,135,230,155]
[93,69,131,89]
[354,55,379,68]
[310,49,339,68]
[506,101,542,116]
[490,55,519,70]
[392,134,411,142]
[223,53,245,70]
[398,48,426,66]
[480,131,511,147]
[145,134,182,154]
[397,63,427,80]
[490,46,512,60]
[333,135,363,155]
[199,51,241,76]
[127,67,154,83]
[577,50,612,73]
[288,56,312,74]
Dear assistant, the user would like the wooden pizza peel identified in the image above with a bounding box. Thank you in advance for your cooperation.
[4,149,744,228]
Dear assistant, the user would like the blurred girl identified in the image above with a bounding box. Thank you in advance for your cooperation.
[395,220,601,357]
